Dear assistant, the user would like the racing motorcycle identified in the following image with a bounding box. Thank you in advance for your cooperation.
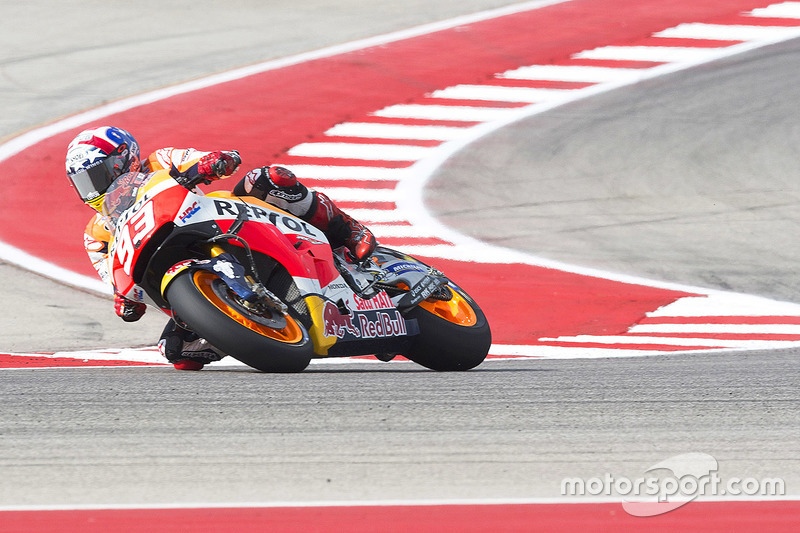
[103,169,491,372]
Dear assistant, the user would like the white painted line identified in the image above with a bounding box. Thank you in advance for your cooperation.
[538,335,800,349]
[655,23,800,41]
[0,0,573,173]
[647,294,800,317]
[498,64,649,83]
[325,122,471,141]
[748,1,800,19]
[1,494,798,512]
[288,142,433,161]
[388,243,574,263]
[430,84,573,103]
[0,242,109,294]
[283,165,408,181]
[629,323,800,334]
[574,46,726,63]
[370,225,438,238]
[489,344,663,358]
[24,348,166,364]
[345,209,413,223]
[312,187,396,203]
[373,104,523,122]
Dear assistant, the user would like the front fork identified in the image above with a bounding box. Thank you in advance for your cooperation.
[160,242,287,315]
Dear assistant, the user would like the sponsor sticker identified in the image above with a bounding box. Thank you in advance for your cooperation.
[179,201,200,222]
[385,261,426,274]
[322,300,407,340]
[323,301,361,338]
[357,310,407,339]
[353,291,394,311]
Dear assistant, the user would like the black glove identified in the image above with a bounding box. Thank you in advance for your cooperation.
[114,292,146,322]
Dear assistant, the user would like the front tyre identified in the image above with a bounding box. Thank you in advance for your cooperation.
[165,270,313,372]
[403,284,491,371]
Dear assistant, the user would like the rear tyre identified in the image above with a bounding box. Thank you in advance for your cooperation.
[403,284,491,371]
[166,270,313,372]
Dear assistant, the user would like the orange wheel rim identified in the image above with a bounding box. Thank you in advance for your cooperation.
[192,270,304,343]
[418,288,478,326]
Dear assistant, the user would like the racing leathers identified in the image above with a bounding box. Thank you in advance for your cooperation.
[231,165,377,262]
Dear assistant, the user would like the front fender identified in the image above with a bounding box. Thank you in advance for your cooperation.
[160,259,196,297]
[160,254,256,302]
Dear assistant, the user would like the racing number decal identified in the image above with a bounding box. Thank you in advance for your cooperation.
[117,201,156,275]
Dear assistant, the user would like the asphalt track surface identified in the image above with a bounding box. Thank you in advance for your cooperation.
[2,0,800,526]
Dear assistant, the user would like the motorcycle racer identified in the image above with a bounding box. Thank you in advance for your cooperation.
[65,125,377,370]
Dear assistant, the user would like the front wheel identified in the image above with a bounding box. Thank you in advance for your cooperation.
[402,284,491,371]
[165,270,313,372]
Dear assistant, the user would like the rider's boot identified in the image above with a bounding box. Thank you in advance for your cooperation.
[158,320,225,370]
[306,190,377,261]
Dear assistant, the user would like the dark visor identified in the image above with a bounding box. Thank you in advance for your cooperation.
[69,158,120,202]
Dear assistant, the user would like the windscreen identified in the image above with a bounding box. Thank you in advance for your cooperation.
[101,171,151,230]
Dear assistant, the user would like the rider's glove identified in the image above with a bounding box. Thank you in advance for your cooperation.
[114,292,146,322]
[172,150,241,190]
[198,150,241,181]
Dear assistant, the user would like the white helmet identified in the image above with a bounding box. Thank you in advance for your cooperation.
[65,126,141,211]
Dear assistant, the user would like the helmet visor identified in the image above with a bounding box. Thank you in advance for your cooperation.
[68,158,120,203]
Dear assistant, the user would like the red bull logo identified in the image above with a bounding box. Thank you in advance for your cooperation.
[323,301,361,338]
[358,310,407,338]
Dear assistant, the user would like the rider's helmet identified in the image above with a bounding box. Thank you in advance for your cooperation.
[65,126,141,211]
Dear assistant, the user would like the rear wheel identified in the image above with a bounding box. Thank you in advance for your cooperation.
[166,270,313,372]
[402,284,491,371]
